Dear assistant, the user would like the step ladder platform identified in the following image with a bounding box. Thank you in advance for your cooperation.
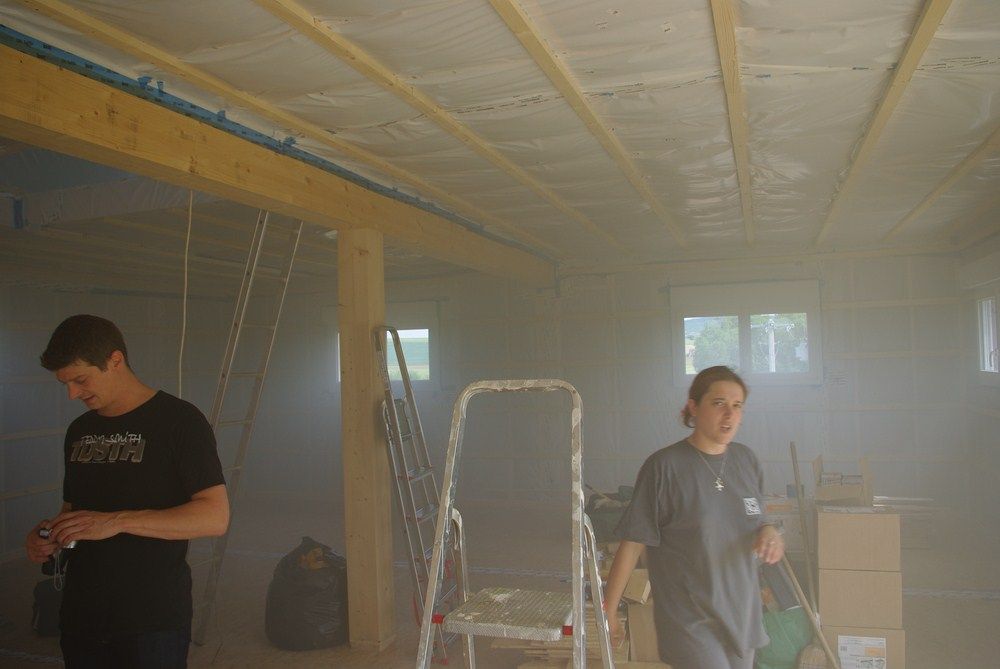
[442,587,572,642]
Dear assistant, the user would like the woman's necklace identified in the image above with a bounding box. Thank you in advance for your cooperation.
[688,440,728,491]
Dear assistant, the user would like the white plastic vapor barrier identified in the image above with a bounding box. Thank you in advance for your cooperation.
[0,0,997,257]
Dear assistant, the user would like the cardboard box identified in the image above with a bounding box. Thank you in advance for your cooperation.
[822,626,905,669]
[819,569,902,629]
[627,600,659,662]
[623,568,651,604]
[818,510,900,571]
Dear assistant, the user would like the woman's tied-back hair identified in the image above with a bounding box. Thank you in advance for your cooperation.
[681,365,748,428]
[40,314,130,371]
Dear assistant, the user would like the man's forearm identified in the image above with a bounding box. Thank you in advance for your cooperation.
[50,485,229,544]
[115,492,229,540]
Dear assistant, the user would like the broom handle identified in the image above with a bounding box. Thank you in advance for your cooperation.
[781,556,840,669]
[790,441,818,611]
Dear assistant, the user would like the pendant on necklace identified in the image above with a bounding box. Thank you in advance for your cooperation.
[714,478,725,492]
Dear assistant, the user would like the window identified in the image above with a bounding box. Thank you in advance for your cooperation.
[750,313,809,373]
[332,301,439,385]
[334,327,434,384]
[671,280,822,386]
[385,328,430,381]
[685,316,739,373]
[979,297,998,374]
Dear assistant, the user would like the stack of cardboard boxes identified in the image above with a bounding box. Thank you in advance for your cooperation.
[817,508,905,668]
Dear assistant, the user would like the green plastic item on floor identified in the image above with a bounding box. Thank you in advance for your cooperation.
[754,607,812,669]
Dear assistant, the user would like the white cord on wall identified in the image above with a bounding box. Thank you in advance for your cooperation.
[178,190,193,398]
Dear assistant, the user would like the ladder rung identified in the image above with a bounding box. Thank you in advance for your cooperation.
[223,465,242,474]
[217,419,252,428]
[439,582,457,604]
[252,271,287,281]
[227,371,264,379]
[405,466,434,483]
[409,504,438,524]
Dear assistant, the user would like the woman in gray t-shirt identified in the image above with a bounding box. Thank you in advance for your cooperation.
[603,366,784,669]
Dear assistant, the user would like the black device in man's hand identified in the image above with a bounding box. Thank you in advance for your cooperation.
[38,528,74,576]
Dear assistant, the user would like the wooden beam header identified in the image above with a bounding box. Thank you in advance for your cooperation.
[0,44,554,286]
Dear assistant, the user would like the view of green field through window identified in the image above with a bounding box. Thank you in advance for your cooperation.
[386,328,430,380]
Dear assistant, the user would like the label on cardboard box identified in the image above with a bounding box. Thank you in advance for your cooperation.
[823,627,904,669]
[837,635,887,669]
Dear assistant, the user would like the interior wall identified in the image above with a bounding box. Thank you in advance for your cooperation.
[2,246,992,561]
[961,233,1000,529]
[383,251,973,515]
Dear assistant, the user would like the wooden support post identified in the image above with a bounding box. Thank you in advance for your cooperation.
[338,228,394,650]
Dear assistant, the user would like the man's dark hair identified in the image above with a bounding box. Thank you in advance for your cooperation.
[40,314,130,371]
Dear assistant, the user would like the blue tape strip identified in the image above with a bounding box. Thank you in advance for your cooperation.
[0,24,549,261]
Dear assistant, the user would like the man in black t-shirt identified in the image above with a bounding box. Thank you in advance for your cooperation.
[24,315,229,668]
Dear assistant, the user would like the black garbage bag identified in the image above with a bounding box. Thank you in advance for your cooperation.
[264,536,349,650]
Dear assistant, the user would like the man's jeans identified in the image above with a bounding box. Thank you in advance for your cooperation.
[60,627,190,668]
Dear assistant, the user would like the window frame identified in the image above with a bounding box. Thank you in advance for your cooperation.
[332,300,440,388]
[670,280,823,387]
[976,293,1000,386]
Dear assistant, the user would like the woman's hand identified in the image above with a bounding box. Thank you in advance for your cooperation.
[753,524,785,564]
[607,607,626,647]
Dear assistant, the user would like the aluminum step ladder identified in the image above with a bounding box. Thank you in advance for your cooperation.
[416,380,615,669]
[374,326,469,665]
[192,210,303,644]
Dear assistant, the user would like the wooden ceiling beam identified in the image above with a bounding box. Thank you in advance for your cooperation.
[884,124,1000,240]
[0,45,554,286]
[254,0,624,251]
[488,0,686,248]
[815,0,954,245]
[12,0,562,258]
[708,0,755,245]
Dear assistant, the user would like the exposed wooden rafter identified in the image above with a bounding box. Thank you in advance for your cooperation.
[487,0,686,248]
[13,0,562,258]
[708,0,755,245]
[815,0,954,245]
[0,44,554,286]
[253,0,624,251]
[884,124,1000,240]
